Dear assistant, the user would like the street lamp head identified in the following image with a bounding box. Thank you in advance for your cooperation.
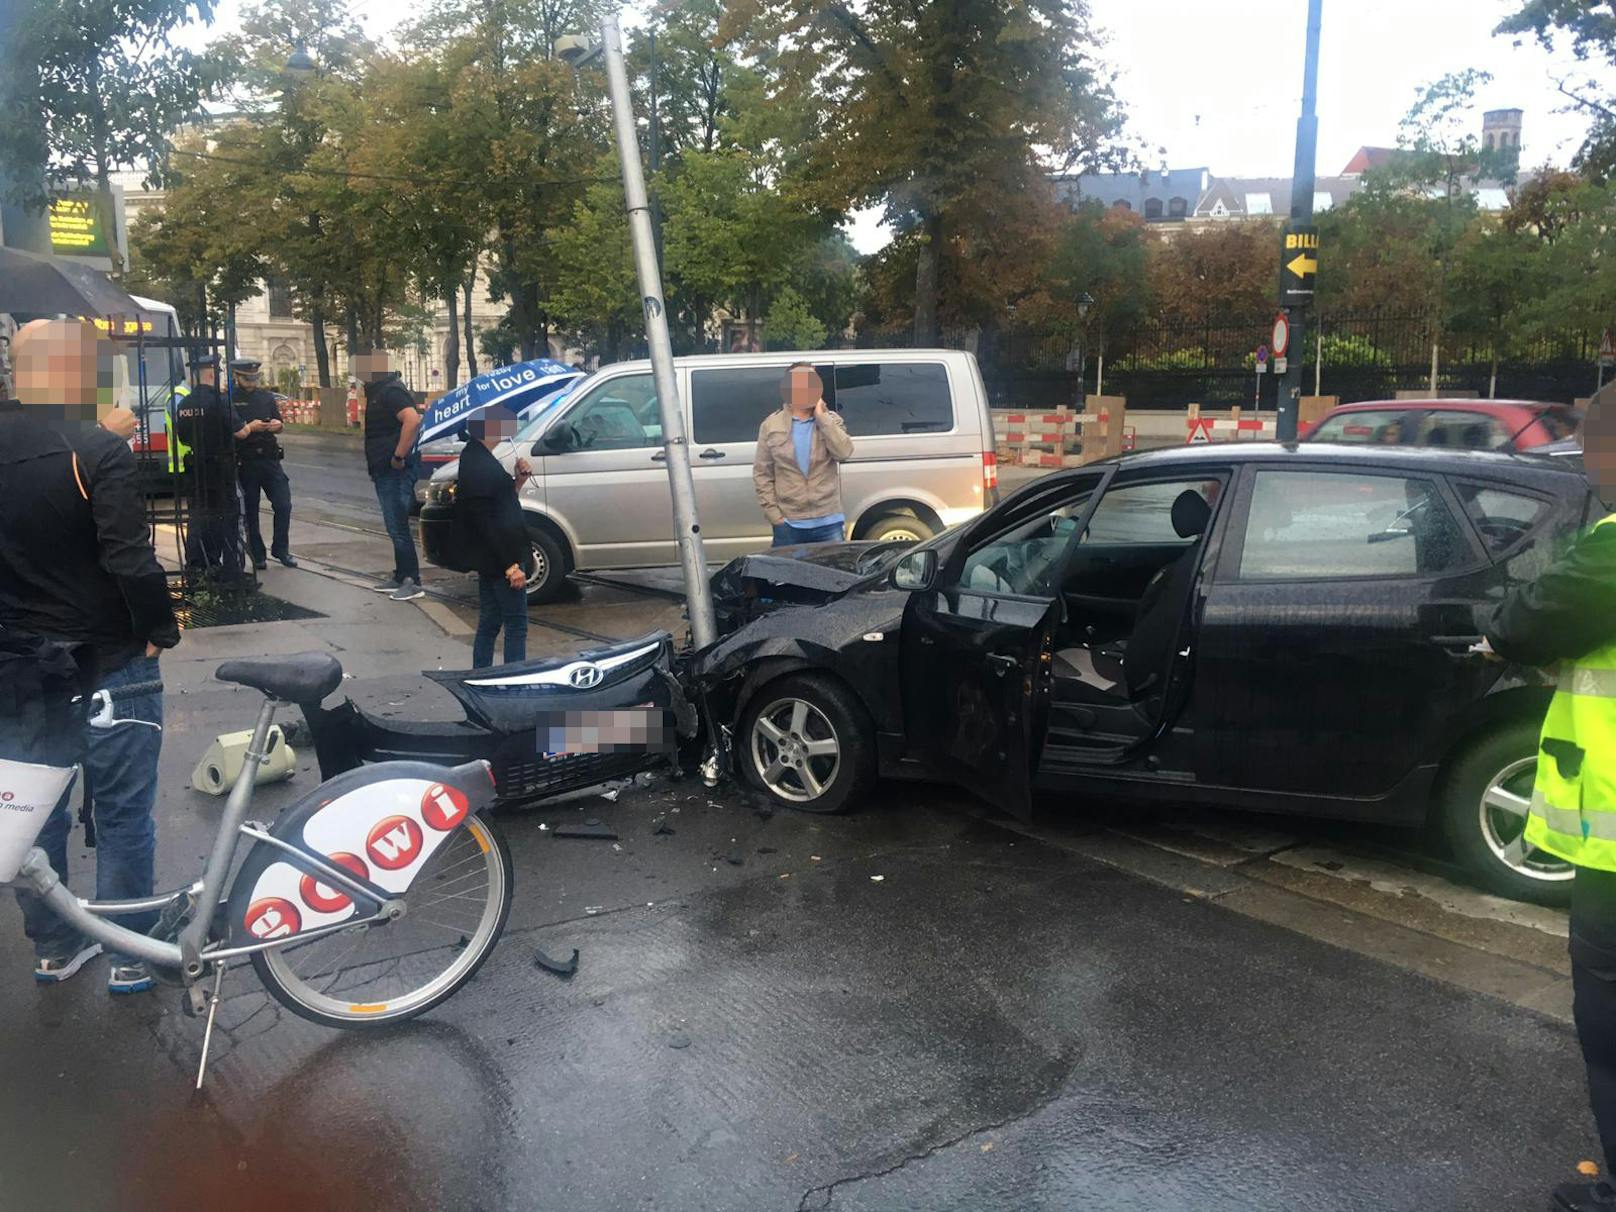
[283,44,317,80]
[1077,292,1094,318]
[555,34,604,69]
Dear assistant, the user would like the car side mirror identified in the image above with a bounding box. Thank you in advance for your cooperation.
[892,549,938,592]
[539,424,575,454]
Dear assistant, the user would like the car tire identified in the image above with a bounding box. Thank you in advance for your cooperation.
[863,511,936,544]
[523,527,567,604]
[1437,719,1572,907]
[738,673,876,814]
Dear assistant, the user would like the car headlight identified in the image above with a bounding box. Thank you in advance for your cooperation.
[428,480,458,506]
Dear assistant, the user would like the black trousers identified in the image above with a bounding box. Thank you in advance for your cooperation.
[239,457,292,563]
[1572,867,1616,1174]
[182,462,244,581]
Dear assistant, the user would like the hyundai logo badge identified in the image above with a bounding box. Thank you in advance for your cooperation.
[568,663,603,690]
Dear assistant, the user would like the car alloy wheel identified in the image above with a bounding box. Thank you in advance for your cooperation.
[1477,755,1573,885]
[749,696,841,804]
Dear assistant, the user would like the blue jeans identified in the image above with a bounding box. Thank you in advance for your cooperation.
[15,655,163,964]
[372,466,420,582]
[473,574,529,669]
[772,521,844,547]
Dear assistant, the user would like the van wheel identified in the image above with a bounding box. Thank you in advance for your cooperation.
[1437,720,1571,906]
[738,673,875,814]
[523,528,567,604]
[864,512,935,544]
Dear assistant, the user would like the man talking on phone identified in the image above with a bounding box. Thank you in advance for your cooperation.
[753,362,854,546]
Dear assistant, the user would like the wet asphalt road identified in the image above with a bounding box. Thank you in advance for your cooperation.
[0,719,1594,1211]
[0,433,1594,1211]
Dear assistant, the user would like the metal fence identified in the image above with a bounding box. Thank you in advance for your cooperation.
[858,313,1607,411]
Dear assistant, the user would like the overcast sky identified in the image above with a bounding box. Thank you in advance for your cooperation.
[184,0,1607,253]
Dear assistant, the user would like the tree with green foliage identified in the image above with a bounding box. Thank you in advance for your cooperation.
[724,0,1125,344]
[1497,1,1616,178]
[763,286,827,350]
[545,166,643,361]
[660,146,834,340]
[0,0,227,267]
[403,0,611,362]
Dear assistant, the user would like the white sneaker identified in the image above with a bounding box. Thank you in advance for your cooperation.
[34,941,103,984]
[390,578,425,602]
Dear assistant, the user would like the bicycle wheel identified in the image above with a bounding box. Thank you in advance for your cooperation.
[252,812,513,1029]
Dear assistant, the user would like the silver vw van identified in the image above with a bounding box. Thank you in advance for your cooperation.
[420,349,1000,602]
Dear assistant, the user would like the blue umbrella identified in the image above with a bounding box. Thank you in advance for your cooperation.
[417,358,583,447]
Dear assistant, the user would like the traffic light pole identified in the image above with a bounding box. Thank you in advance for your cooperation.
[1277,0,1323,442]
[599,16,718,650]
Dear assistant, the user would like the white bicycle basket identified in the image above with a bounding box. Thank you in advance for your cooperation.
[0,759,75,883]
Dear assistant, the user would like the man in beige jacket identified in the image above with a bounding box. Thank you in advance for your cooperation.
[753,363,855,546]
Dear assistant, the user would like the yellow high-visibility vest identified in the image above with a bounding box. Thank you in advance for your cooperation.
[1523,514,1616,870]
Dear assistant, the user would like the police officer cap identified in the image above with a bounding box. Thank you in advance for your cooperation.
[188,353,220,369]
[231,359,263,374]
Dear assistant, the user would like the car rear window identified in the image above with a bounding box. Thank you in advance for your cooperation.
[1537,409,1579,441]
[1237,470,1472,580]
[691,362,954,444]
[1453,482,1552,554]
[1412,411,1510,451]
[1309,410,1407,444]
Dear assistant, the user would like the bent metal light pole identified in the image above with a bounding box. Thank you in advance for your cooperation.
[558,17,717,650]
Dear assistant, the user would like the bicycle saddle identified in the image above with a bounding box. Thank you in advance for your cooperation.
[215,653,343,703]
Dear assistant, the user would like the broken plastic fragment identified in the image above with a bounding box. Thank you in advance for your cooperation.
[534,947,579,978]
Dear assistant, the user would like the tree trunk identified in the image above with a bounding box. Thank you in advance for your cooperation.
[913,211,941,346]
[345,306,361,356]
[445,286,462,388]
[462,273,478,379]
[311,304,331,387]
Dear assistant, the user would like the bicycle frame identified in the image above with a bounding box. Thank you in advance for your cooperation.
[11,698,385,979]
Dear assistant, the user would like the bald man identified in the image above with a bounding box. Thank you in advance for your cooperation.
[0,319,179,994]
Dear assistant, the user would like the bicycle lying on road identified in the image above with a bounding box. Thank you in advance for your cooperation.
[0,653,514,1088]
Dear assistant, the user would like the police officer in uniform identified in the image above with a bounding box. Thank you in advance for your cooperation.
[172,354,249,581]
[1484,387,1616,1211]
[229,360,296,570]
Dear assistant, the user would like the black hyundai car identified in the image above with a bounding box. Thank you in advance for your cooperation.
[693,442,1608,905]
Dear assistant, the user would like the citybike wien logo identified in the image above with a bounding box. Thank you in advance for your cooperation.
[244,897,301,941]
[240,776,480,945]
[298,852,369,914]
[367,815,424,870]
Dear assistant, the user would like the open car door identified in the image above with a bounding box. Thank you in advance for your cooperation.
[899,467,1117,819]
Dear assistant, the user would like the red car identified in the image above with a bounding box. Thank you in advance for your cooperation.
[1302,399,1579,452]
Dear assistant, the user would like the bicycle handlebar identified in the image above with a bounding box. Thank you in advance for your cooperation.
[103,681,164,702]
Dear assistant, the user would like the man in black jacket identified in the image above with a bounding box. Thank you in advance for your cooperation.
[457,405,532,668]
[0,319,181,994]
[357,350,424,601]
[230,359,296,570]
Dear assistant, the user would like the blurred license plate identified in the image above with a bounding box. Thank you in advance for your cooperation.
[536,709,675,756]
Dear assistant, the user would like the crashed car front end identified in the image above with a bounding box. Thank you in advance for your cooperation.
[692,542,919,781]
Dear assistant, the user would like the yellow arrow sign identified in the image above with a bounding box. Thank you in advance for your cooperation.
[1287,252,1318,279]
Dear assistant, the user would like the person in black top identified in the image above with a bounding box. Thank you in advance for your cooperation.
[356,350,424,600]
[457,405,533,668]
[1,319,181,994]
[173,354,251,582]
[229,359,297,570]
